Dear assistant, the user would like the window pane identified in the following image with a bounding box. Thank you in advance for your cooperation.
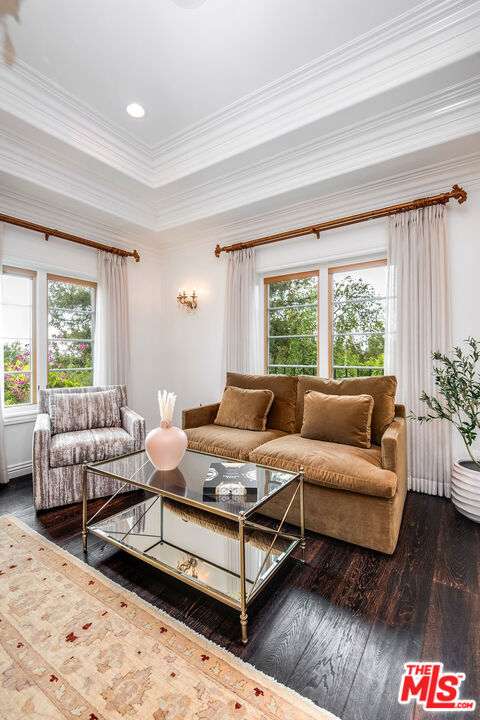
[49,369,94,388]
[268,306,317,337]
[269,336,317,368]
[332,299,385,335]
[3,305,32,339]
[48,310,93,339]
[48,340,92,370]
[3,274,32,305]
[268,277,318,308]
[332,333,385,370]
[48,280,94,311]
[266,274,319,376]
[1,271,34,407]
[330,264,386,377]
[47,278,96,390]
[4,372,31,406]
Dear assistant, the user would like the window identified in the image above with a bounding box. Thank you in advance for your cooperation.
[264,271,319,376]
[1,267,36,406]
[329,260,387,378]
[47,275,96,389]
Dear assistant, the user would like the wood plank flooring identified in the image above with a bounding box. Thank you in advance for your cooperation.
[1,476,478,720]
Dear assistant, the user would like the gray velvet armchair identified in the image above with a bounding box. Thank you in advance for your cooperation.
[33,385,145,510]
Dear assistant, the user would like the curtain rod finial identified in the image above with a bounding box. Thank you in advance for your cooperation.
[133,249,140,262]
[215,244,222,258]
[452,184,467,204]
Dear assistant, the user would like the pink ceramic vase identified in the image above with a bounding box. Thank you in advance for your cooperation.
[145,420,188,471]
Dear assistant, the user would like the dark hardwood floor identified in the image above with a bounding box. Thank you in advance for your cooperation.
[1,476,478,720]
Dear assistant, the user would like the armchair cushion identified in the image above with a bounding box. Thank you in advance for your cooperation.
[49,427,134,468]
[49,389,120,435]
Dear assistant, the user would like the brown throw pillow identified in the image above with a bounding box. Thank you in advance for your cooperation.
[296,375,397,444]
[300,390,374,448]
[214,386,274,432]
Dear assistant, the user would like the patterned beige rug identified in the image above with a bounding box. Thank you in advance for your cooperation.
[0,515,339,720]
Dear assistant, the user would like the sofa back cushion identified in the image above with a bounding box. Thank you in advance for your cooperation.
[296,375,397,444]
[49,389,121,435]
[301,390,374,448]
[226,372,298,433]
[214,386,274,431]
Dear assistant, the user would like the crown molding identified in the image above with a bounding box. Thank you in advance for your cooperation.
[0,184,163,260]
[0,58,152,185]
[0,127,156,228]
[152,76,480,229]
[158,151,480,256]
[3,75,479,234]
[1,0,479,190]
[150,0,480,186]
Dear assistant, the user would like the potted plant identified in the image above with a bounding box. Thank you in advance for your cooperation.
[411,337,480,522]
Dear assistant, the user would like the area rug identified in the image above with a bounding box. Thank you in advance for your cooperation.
[0,515,339,720]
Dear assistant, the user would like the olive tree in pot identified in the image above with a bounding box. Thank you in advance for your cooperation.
[411,337,480,522]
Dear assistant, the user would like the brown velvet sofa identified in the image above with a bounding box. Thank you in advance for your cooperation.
[182,372,407,554]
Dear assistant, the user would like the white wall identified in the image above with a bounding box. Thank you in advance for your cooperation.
[2,224,163,477]
[160,182,480,462]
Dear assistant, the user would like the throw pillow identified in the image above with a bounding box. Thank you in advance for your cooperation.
[214,386,274,432]
[300,390,374,448]
[49,389,121,435]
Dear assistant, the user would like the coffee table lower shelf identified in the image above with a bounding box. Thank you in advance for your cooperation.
[85,495,303,643]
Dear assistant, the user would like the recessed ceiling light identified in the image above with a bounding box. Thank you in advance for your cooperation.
[126,103,145,119]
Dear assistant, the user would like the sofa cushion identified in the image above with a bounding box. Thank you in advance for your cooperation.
[49,427,134,468]
[214,386,274,431]
[301,390,374,448]
[49,389,121,435]
[185,424,287,461]
[249,434,397,498]
[227,372,298,433]
[296,375,397,444]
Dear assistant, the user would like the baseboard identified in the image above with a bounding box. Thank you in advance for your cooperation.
[8,460,32,480]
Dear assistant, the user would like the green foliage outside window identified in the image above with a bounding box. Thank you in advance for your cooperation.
[266,271,385,377]
[48,280,95,389]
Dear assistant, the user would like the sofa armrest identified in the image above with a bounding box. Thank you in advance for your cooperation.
[381,416,407,492]
[121,406,146,450]
[32,413,51,508]
[182,403,220,430]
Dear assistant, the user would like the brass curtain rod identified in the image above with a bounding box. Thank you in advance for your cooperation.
[214,184,467,257]
[0,213,140,262]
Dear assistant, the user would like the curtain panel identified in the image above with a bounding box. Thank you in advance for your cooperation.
[386,204,452,496]
[0,224,8,483]
[94,251,130,386]
[223,248,257,374]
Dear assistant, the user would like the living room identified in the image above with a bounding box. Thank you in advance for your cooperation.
[1,2,479,719]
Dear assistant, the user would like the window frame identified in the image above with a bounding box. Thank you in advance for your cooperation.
[46,273,97,390]
[2,265,38,407]
[328,258,387,378]
[264,269,320,375]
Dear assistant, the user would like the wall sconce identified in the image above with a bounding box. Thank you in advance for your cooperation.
[177,288,198,312]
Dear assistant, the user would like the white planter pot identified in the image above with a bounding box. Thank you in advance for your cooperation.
[451,460,480,523]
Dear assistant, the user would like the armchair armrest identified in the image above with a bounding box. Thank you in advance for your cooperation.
[121,406,146,450]
[381,415,407,493]
[182,403,220,430]
[32,413,51,509]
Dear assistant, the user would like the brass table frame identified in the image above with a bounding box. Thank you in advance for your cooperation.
[82,449,306,644]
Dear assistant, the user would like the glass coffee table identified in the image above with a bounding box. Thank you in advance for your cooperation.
[83,449,305,643]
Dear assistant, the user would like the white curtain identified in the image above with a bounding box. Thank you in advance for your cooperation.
[386,204,452,496]
[223,248,257,374]
[94,251,130,386]
[0,224,8,484]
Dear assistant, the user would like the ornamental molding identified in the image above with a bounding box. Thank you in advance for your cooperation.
[1,0,479,188]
